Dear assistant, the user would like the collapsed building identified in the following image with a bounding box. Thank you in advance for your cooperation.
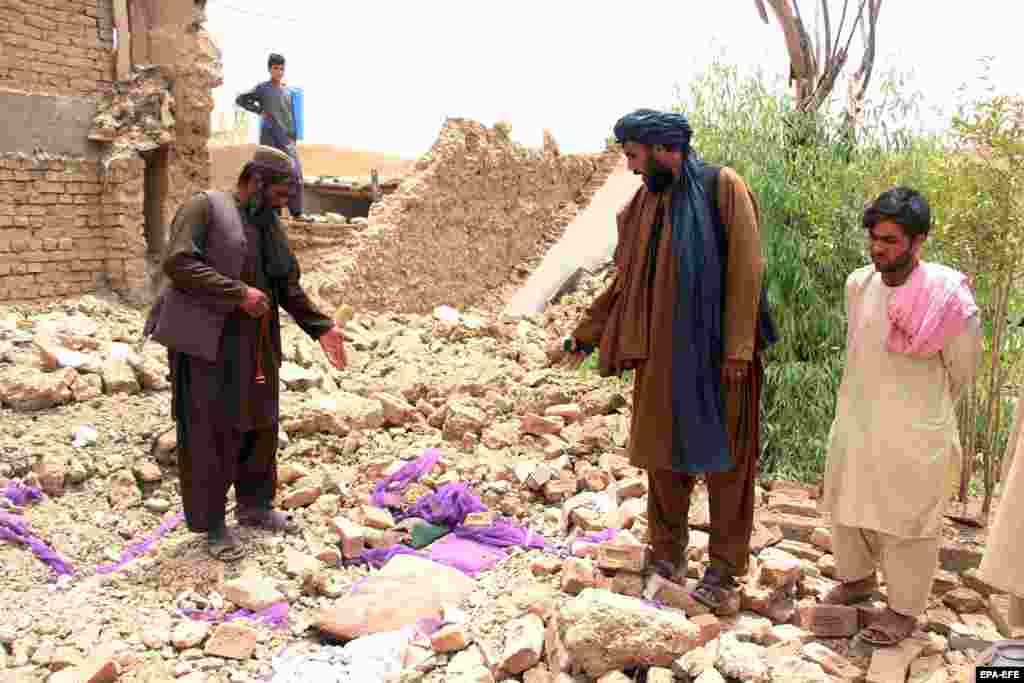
[291,122,622,315]
[1,2,622,315]
[0,0,221,302]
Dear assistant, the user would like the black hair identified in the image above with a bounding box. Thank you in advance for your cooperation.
[268,53,285,70]
[863,186,931,239]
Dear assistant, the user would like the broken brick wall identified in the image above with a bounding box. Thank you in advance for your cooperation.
[0,0,220,302]
[0,1,121,301]
[0,154,143,300]
[97,0,221,296]
[297,119,622,315]
[139,19,222,294]
[0,0,115,96]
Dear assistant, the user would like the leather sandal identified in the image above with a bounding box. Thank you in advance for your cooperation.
[858,609,916,646]
[207,526,245,562]
[691,567,740,615]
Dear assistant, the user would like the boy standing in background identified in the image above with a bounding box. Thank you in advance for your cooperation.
[236,53,304,218]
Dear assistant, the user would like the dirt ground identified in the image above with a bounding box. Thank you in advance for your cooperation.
[209,143,415,191]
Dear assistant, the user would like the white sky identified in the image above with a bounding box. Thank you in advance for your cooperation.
[206,1,1024,158]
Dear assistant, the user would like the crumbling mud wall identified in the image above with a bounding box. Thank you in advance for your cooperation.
[0,0,115,96]
[301,119,621,315]
[0,155,142,300]
[0,1,120,301]
[90,0,222,297]
[0,0,220,302]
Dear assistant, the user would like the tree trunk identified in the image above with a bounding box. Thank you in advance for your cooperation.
[756,0,881,133]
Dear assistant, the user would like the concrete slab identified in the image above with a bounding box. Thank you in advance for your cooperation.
[0,92,102,159]
[505,160,639,317]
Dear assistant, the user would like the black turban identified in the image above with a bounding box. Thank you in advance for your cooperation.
[613,108,693,153]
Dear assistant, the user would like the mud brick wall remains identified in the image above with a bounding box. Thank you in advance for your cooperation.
[0,0,115,96]
[0,0,219,303]
[0,155,143,300]
[296,119,622,315]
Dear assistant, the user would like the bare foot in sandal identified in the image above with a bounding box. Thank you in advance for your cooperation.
[858,608,916,646]
[691,568,741,616]
[207,525,245,562]
[823,575,878,605]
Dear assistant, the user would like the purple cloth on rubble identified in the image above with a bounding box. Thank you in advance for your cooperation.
[356,544,426,569]
[0,511,74,577]
[351,540,505,577]
[580,528,618,544]
[95,512,185,575]
[181,602,289,629]
[3,482,43,506]
[425,535,506,576]
[453,517,549,550]
[401,482,487,528]
[370,448,442,509]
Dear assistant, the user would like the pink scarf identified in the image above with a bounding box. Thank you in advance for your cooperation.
[885,262,978,357]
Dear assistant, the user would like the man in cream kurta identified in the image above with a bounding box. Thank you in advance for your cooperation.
[979,394,1024,634]
[821,187,982,646]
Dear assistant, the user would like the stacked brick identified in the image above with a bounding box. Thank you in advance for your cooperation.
[0,1,219,303]
[0,0,114,96]
[0,155,143,301]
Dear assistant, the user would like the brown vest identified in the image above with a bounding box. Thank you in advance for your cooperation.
[145,191,248,362]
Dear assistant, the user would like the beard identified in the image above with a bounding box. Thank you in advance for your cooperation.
[873,246,914,274]
[245,188,280,229]
[642,158,675,194]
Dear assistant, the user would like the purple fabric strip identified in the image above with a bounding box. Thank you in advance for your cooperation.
[581,528,618,544]
[181,601,290,629]
[424,535,506,576]
[95,512,185,575]
[0,511,74,577]
[370,448,442,509]
[2,483,43,507]
[452,518,550,551]
[400,482,487,527]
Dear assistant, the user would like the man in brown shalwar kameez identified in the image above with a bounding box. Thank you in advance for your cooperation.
[560,110,774,613]
[145,145,347,560]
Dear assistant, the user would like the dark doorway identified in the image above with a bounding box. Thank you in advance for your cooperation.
[142,146,170,294]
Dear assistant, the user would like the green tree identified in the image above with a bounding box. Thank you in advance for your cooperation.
[930,93,1024,514]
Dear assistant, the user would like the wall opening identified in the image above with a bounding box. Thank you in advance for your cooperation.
[302,188,373,219]
[142,146,170,293]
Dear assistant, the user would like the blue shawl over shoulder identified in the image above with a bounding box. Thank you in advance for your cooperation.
[613,109,731,474]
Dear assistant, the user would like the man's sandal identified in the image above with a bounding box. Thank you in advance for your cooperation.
[207,527,245,562]
[858,609,916,646]
[691,568,740,615]
[649,559,686,582]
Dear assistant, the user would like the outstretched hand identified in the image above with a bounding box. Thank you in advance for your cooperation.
[239,287,270,318]
[319,326,348,370]
[548,338,590,370]
[560,350,589,369]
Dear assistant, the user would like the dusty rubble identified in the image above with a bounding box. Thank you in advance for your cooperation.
[0,280,1014,683]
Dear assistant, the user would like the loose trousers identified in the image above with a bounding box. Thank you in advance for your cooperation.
[832,524,939,617]
[646,356,763,578]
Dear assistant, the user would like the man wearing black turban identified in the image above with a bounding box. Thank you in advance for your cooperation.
[146,146,348,561]
[562,109,775,612]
